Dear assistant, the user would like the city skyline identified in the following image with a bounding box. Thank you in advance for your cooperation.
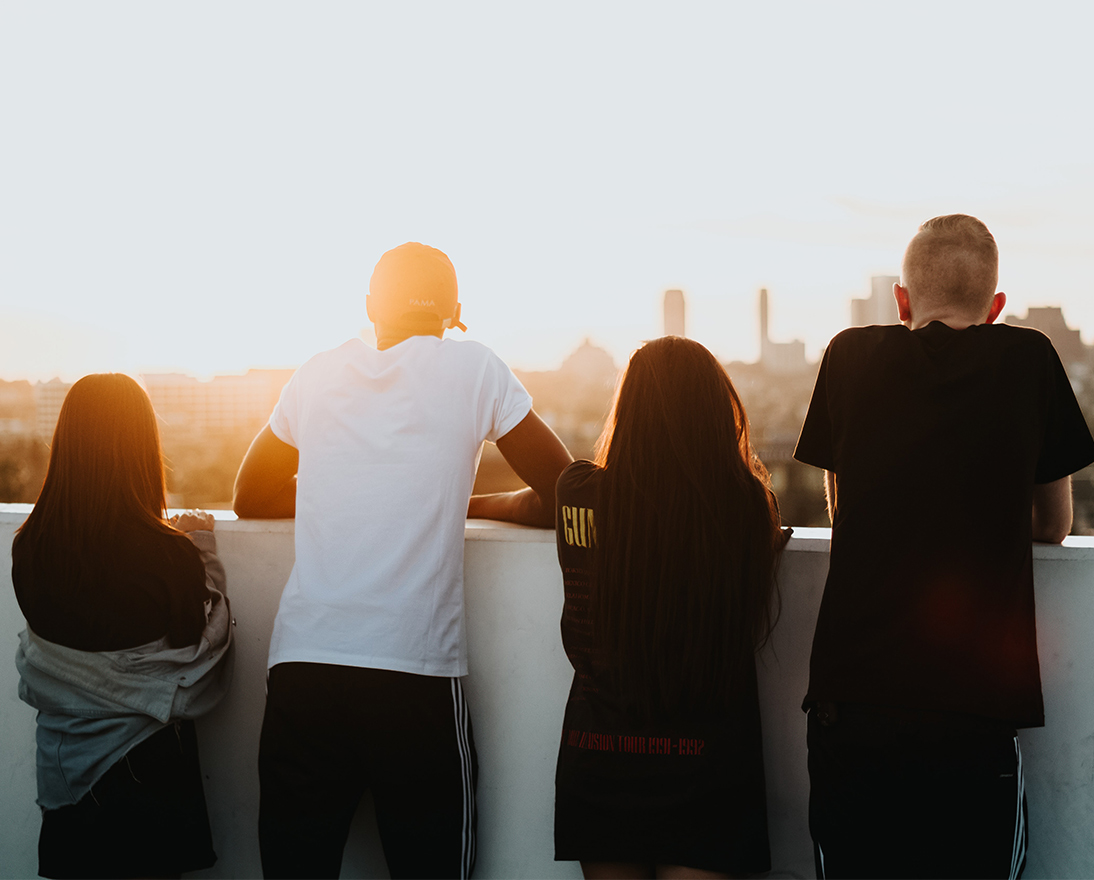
[2,292,1091,525]
[2,5,1092,380]
[3,243,1092,383]
[3,289,1088,399]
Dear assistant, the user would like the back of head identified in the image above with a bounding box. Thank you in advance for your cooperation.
[368,242,466,338]
[902,214,999,318]
[593,336,781,719]
[598,336,756,489]
[17,373,170,577]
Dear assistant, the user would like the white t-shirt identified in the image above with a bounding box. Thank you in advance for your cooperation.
[266,335,532,677]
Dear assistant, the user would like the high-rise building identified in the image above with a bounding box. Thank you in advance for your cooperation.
[663,289,686,337]
[851,276,900,327]
[758,288,808,374]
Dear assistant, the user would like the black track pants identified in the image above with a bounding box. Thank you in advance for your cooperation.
[259,662,478,880]
[808,704,1027,880]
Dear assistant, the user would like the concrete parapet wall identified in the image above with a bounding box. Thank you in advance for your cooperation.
[1,507,1093,878]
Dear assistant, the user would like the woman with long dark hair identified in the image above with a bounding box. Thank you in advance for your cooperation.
[12,373,233,879]
[553,336,787,879]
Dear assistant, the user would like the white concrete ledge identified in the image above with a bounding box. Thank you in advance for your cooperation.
[2,506,1094,878]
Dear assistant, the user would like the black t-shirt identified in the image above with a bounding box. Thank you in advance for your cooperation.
[12,521,209,652]
[553,460,770,872]
[554,459,764,741]
[794,321,1094,727]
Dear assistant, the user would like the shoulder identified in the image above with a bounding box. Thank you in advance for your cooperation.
[297,338,369,374]
[288,337,369,385]
[977,322,1054,351]
[960,324,1064,375]
[278,340,373,405]
[826,324,908,356]
[434,339,529,405]
[557,460,601,502]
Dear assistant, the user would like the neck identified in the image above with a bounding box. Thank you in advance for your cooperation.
[905,310,984,332]
[374,326,444,351]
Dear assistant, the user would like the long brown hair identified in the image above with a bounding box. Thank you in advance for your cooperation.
[16,373,175,584]
[592,336,782,719]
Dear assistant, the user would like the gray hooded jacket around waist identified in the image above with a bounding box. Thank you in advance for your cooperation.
[15,529,234,809]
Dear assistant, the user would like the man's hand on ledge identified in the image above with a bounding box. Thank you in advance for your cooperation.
[233,425,299,519]
[468,410,573,529]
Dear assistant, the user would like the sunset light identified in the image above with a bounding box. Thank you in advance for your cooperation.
[1,4,1091,380]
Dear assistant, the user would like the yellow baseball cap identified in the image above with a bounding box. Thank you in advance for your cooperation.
[368,242,467,332]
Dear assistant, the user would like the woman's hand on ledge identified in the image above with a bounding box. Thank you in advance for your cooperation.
[171,509,216,532]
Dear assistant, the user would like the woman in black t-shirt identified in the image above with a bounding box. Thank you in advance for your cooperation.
[554,337,786,879]
[12,373,226,880]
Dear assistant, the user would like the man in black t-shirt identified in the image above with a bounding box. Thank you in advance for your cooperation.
[794,214,1094,879]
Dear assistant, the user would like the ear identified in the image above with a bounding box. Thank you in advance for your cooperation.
[984,291,1007,325]
[893,283,913,324]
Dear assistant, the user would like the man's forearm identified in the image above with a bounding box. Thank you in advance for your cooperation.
[468,487,553,528]
[233,475,297,519]
[232,425,300,519]
[1032,475,1072,543]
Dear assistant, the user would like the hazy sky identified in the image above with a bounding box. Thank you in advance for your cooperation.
[2,2,1092,380]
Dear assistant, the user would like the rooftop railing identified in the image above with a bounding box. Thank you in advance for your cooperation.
[2,506,1093,878]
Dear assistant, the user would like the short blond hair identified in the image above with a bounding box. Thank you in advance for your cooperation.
[902,215,999,317]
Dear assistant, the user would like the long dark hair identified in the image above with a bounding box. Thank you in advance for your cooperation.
[16,373,176,585]
[591,336,782,719]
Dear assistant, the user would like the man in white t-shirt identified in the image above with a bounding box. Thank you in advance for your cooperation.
[234,242,572,879]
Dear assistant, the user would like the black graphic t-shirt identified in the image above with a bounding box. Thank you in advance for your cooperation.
[795,321,1094,727]
[553,461,770,873]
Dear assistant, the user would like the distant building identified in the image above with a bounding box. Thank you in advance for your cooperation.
[9,371,296,445]
[851,276,900,327]
[758,288,808,374]
[663,289,686,337]
[141,369,294,438]
[558,339,618,386]
[34,379,72,440]
[512,339,618,458]
[0,380,36,437]
[1005,307,1088,372]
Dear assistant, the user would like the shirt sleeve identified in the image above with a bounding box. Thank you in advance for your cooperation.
[482,349,533,443]
[268,366,303,449]
[794,342,836,472]
[1034,340,1094,484]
